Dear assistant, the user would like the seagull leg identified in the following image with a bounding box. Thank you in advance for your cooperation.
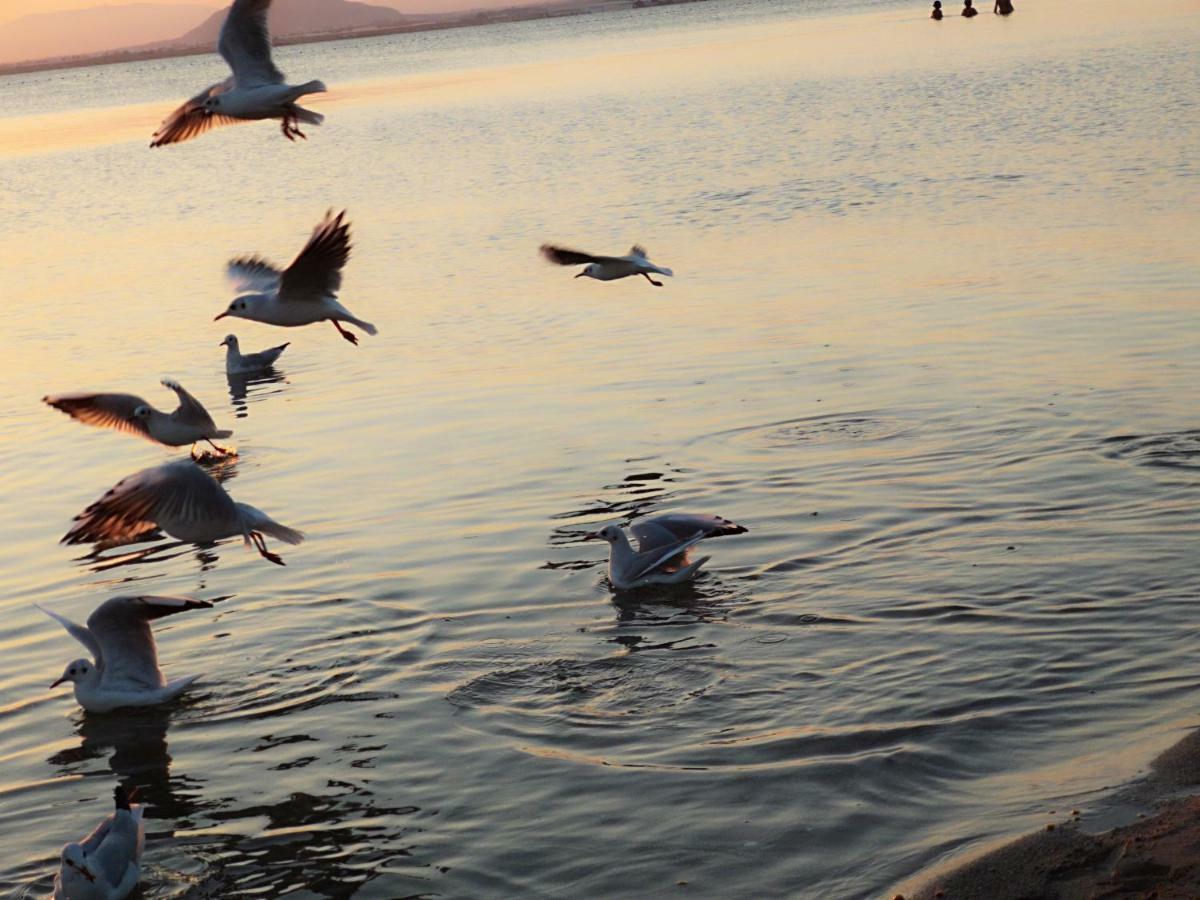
[642,273,664,287]
[205,439,236,456]
[280,114,307,142]
[331,320,359,345]
[250,531,286,566]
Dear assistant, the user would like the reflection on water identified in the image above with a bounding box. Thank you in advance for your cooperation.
[1,0,1198,896]
[226,369,289,420]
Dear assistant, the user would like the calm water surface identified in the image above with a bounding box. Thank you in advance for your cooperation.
[1,0,1198,897]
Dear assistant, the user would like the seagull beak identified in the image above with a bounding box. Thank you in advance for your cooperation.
[574,272,586,279]
[214,311,229,321]
[50,676,67,688]
[582,532,601,541]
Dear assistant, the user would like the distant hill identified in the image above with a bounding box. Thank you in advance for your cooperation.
[170,0,408,47]
[0,3,213,64]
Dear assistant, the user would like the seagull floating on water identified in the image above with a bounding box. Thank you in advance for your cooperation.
[44,379,234,456]
[39,595,211,713]
[151,0,326,147]
[63,459,304,566]
[541,243,674,286]
[220,334,289,374]
[585,513,747,590]
[54,786,144,900]
[215,210,376,345]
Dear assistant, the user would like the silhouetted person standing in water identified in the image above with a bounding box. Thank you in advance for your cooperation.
[931,1,943,19]
[994,0,1014,14]
[962,0,978,16]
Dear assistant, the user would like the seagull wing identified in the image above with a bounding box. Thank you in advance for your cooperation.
[149,79,240,148]
[43,392,153,442]
[88,807,143,890]
[219,0,284,88]
[86,595,212,689]
[78,816,114,855]
[35,603,103,667]
[628,245,649,259]
[242,342,289,367]
[277,210,351,303]
[62,460,239,547]
[631,514,748,552]
[161,379,217,430]
[226,255,283,292]
[539,244,621,267]
[624,533,709,583]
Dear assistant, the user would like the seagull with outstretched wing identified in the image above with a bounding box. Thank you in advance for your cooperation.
[63,459,304,566]
[151,0,326,147]
[44,379,233,456]
[39,595,212,713]
[541,243,674,286]
[215,210,376,345]
[584,513,747,590]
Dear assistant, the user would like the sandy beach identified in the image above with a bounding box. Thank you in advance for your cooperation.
[906,727,1200,899]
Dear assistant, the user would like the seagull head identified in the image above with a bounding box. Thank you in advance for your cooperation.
[60,844,96,884]
[576,264,600,280]
[130,404,153,422]
[203,94,223,112]
[220,334,238,349]
[215,296,257,322]
[50,658,94,689]
[584,525,622,543]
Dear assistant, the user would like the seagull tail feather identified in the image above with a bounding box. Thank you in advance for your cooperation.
[345,316,378,336]
[258,521,306,546]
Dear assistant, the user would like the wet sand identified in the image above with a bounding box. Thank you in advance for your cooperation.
[907,728,1200,899]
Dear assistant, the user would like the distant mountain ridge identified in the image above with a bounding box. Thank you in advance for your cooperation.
[0,3,214,64]
[171,0,408,48]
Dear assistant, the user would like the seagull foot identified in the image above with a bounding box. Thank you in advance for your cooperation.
[280,117,308,142]
[205,441,237,457]
[250,531,286,566]
[642,274,664,287]
[331,320,359,345]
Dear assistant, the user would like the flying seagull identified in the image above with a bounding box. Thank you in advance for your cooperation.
[63,459,304,566]
[44,380,234,456]
[54,786,144,900]
[540,244,674,286]
[584,513,747,590]
[150,0,326,147]
[40,595,211,713]
[220,334,289,374]
[215,210,376,345]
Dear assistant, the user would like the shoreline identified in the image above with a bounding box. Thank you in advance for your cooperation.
[903,726,1200,899]
[0,0,702,78]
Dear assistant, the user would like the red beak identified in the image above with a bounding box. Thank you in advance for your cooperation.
[50,676,68,688]
[582,532,601,541]
[214,311,228,321]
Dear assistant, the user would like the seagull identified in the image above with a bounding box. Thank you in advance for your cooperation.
[540,244,674,286]
[584,513,747,591]
[54,786,144,900]
[150,0,326,147]
[215,210,376,346]
[39,595,211,713]
[220,334,289,374]
[44,380,234,456]
[62,459,304,566]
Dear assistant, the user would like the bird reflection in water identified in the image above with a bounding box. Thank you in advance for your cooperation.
[226,369,289,420]
[46,706,202,821]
